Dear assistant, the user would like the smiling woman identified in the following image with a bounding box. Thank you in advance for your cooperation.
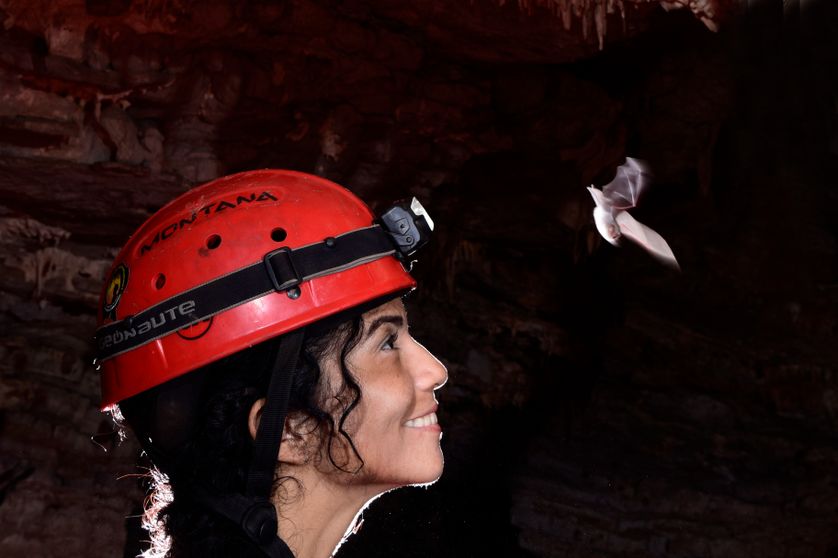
[97,170,444,558]
[336,300,446,489]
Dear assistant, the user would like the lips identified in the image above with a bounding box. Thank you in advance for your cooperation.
[404,410,438,428]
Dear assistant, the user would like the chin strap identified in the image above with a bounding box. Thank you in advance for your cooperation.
[247,328,304,500]
[243,328,305,557]
[188,487,295,558]
[166,329,305,558]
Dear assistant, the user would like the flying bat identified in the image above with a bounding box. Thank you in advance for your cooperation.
[587,158,680,270]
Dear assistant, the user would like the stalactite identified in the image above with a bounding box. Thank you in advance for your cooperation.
[498,0,722,50]
[595,0,606,50]
[560,0,572,30]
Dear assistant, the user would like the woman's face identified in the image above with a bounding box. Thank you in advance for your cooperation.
[327,298,448,489]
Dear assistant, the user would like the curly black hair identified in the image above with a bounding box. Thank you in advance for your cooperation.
[118,316,365,557]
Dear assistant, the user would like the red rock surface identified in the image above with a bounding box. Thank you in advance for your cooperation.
[2,1,837,557]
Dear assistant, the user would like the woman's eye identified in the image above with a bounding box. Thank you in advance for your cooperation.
[381,333,398,351]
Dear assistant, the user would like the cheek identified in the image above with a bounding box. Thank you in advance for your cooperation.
[351,372,415,438]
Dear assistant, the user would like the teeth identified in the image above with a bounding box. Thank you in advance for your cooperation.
[405,412,438,428]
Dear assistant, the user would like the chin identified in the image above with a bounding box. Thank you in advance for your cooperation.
[410,448,445,487]
[379,456,444,490]
[409,468,443,488]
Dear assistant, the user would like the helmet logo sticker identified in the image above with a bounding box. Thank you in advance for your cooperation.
[139,191,280,257]
[103,264,129,320]
[177,317,214,340]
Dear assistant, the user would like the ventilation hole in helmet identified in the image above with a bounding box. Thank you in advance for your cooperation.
[206,234,222,249]
[271,228,287,242]
[154,273,166,290]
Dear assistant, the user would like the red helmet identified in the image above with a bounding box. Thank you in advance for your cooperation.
[96,169,431,409]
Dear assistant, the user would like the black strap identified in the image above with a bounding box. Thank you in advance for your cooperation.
[247,329,304,498]
[96,225,395,361]
[189,486,295,558]
[157,331,305,558]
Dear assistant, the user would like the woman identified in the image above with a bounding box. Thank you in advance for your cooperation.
[96,170,446,558]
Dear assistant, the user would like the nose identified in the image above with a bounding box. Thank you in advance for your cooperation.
[408,336,448,391]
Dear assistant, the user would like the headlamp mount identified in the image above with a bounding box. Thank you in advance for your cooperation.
[378,197,434,259]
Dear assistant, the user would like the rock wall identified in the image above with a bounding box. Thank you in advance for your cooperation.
[2,1,837,557]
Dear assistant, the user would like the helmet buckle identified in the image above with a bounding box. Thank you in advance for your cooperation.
[264,247,302,292]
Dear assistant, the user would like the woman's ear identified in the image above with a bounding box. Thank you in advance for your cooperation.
[247,398,309,466]
[248,398,266,441]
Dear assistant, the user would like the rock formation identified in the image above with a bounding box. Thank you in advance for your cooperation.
[2,1,837,557]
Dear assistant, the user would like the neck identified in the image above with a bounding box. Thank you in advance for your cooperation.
[273,466,389,558]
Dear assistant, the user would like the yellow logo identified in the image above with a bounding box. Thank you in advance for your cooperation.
[103,264,129,320]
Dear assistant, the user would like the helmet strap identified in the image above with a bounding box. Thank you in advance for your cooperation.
[243,327,305,556]
[248,327,304,498]
[184,328,305,558]
[188,486,295,558]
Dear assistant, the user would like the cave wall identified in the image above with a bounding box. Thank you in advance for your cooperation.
[2,1,837,557]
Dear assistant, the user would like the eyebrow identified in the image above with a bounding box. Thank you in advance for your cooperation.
[365,315,404,338]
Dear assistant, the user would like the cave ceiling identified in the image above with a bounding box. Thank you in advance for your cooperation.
[0,0,739,240]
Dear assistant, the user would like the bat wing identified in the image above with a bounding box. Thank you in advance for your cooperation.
[601,157,649,210]
[615,211,680,270]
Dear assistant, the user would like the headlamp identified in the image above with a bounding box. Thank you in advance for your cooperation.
[379,197,434,258]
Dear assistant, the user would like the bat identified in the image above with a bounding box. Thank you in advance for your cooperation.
[587,158,680,270]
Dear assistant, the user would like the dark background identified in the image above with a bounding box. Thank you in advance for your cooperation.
[1,1,837,557]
